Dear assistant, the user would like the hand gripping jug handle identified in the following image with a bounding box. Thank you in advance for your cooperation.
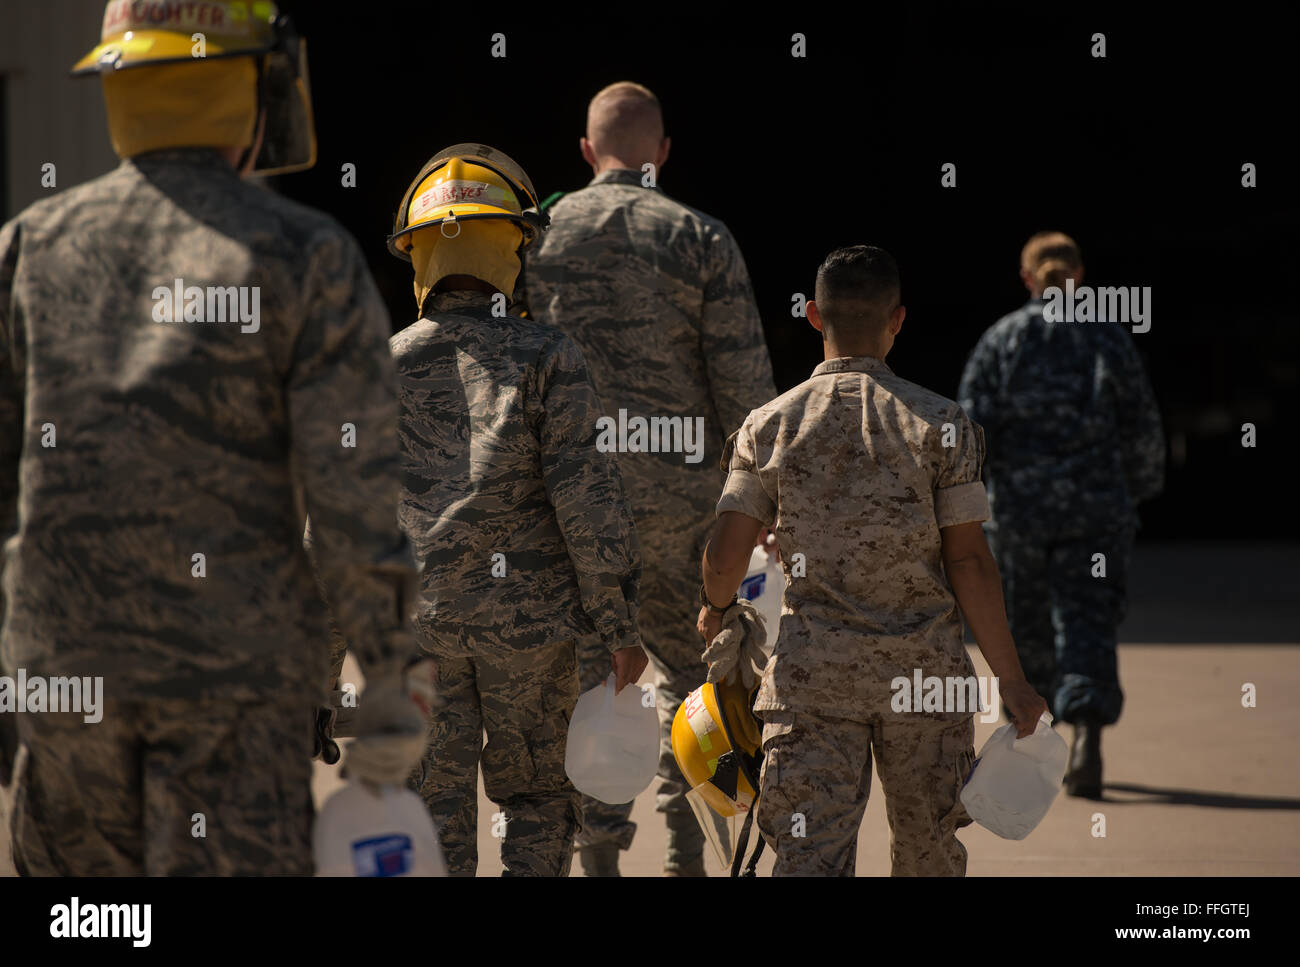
[1012,710,1054,752]
[960,708,1067,840]
[564,672,659,804]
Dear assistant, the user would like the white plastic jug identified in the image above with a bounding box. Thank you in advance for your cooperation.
[959,711,1069,840]
[564,673,659,804]
[313,781,447,877]
[738,545,784,653]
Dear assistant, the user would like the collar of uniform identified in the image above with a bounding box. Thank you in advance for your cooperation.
[811,355,893,378]
[589,167,660,191]
[126,147,236,173]
[426,290,496,314]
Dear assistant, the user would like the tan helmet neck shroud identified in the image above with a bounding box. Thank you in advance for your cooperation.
[410,220,524,312]
[102,58,259,160]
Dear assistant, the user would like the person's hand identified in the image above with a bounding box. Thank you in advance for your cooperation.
[701,600,768,688]
[313,705,341,764]
[343,659,437,788]
[1001,679,1050,737]
[611,645,648,694]
[0,709,17,788]
[756,527,780,563]
[697,604,723,646]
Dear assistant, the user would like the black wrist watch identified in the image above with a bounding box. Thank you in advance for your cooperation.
[699,584,736,615]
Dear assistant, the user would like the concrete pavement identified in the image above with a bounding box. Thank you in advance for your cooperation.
[310,641,1300,876]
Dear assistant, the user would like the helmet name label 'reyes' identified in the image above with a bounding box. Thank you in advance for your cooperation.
[410,181,516,221]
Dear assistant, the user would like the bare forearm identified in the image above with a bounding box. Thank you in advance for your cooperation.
[702,541,750,608]
[702,512,763,607]
[945,549,1028,685]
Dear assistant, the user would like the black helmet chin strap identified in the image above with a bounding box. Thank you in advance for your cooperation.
[709,684,766,878]
[730,805,764,878]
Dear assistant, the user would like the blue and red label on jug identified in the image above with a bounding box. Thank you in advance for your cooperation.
[351,834,414,877]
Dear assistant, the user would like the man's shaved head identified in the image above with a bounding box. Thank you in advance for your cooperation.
[814,245,902,338]
[586,81,665,168]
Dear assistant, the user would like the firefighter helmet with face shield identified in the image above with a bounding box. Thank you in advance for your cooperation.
[72,0,316,176]
[671,679,764,870]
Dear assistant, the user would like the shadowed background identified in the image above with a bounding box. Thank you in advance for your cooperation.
[2,1,1296,620]
[0,1,1296,879]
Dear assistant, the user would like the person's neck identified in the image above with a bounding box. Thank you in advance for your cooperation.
[438,276,498,294]
[594,159,648,175]
[823,340,888,362]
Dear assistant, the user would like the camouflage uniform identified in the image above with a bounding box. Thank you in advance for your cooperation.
[392,289,643,877]
[958,298,1165,725]
[0,148,416,875]
[718,356,989,876]
[528,168,776,868]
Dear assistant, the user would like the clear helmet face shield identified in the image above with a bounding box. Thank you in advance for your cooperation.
[685,785,744,871]
[251,39,316,176]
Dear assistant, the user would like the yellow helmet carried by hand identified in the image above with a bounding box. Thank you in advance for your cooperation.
[673,679,763,818]
[72,0,316,176]
[672,678,766,874]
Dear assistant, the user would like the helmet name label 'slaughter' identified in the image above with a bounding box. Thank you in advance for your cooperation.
[103,0,254,37]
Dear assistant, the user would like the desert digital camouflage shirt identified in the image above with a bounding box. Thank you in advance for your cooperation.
[527,168,777,558]
[958,297,1165,532]
[390,290,643,657]
[0,148,416,703]
[718,356,990,722]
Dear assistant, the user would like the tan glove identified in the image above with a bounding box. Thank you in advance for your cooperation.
[701,599,768,689]
[343,658,437,788]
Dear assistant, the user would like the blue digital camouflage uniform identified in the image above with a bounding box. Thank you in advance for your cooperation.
[958,297,1165,725]
[528,168,777,870]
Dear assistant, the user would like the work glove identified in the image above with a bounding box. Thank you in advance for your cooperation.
[0,711,17,788]
[701,600,768,689]
[314,682,360,764]
[343,658,438,788]
[313,704,341,765]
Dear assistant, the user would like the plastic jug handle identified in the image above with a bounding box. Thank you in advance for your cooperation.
[1011,710,1054,750]
[603,673,616,713]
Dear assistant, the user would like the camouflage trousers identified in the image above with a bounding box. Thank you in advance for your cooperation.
[756,710,975,876]
[410,639,581,876]
[574,555,709,869]
[10,699,315,876]
[991,523,1133,726]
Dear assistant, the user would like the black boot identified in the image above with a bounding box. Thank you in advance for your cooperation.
[1064,717,1103,798]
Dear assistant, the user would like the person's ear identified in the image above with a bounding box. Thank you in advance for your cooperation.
[807,299,825,335]
[1020,267,1035,294]
[657,136,671,170]
[580,137,598,172]
[1075,263,1085,286]
[890,303,906,336]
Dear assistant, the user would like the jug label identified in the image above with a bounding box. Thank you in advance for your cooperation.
[351,834,414,877]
